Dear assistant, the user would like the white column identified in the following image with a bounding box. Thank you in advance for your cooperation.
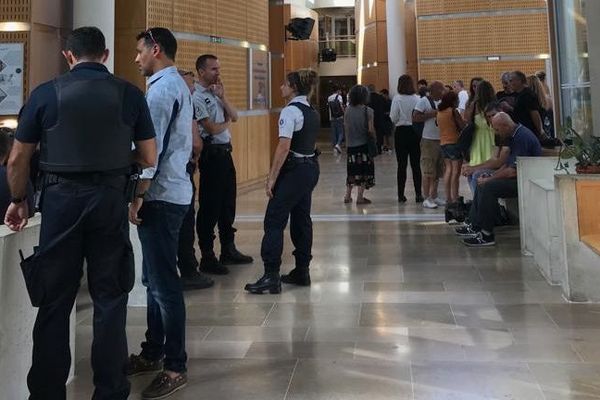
[585,0,600,136]
[72,0,115,72]
[385,0,406,96]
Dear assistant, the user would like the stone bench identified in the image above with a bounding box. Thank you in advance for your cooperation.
[0,216,75,398]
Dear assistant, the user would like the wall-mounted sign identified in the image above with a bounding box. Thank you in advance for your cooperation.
[251,49,269,110]
[210,35,223,44]
[0,43,24,116]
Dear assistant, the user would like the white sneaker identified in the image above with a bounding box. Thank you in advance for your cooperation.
[423,198,438,209]
[434,198,447,206]
[334,144,342,154]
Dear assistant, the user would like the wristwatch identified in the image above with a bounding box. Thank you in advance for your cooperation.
[10,195,27,204]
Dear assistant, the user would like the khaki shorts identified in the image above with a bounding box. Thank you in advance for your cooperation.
[420,138,444,178]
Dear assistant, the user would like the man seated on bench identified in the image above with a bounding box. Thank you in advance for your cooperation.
[462,103,511,195]
[456,112,541,247]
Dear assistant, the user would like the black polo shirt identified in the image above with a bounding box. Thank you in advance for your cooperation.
[16,62,155,144]
[511,88,541,135]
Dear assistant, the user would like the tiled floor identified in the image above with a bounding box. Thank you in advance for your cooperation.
[70,149,600,399]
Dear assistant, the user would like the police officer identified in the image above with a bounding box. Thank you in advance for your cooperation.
[245,69,320,294]
[4,27,157,399]
[194,54,253,275]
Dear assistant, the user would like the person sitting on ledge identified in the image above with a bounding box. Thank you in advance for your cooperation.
[455,112,541,247]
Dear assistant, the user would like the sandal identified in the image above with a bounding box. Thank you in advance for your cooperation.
[356,197,372,204]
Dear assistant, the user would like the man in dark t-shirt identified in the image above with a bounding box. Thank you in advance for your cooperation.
[508,71,543,138]
[367,84,387,154]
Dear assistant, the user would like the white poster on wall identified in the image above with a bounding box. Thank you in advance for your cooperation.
[0,43,24,116]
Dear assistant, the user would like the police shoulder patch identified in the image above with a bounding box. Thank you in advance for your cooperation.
[204,98,211,104]
[279,119,285,126]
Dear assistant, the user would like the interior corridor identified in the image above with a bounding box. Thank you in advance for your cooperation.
[69,150,600,400]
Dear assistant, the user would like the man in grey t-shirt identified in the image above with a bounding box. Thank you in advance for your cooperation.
[193,54,253,275]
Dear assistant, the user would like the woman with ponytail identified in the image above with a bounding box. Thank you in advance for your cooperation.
[245,69,320,294]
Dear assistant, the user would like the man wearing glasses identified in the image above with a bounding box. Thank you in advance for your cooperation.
[127,27,192,399]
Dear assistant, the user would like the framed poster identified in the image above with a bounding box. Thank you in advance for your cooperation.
[0,43,24,116]
[250,49,269,110]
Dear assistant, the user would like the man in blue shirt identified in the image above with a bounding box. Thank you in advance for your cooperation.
[126,27,192,399]
[455,112,542,247]
[5,27,157,400]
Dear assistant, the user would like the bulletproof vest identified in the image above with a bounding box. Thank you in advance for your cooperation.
[289,102,319,155]
[40,73,134,173]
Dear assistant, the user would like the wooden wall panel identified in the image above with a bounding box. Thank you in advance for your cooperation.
[362,27,377,66]
[216,0,247,40]
[271,56,285,109]
[173,0,215,35]
[230,116,248,182]
[416,0,547,16]
[177,40,216,73]
[216,45,248,110]
[405,0,418,81]
[246,0,268,45]
[1,0,30,22]
[246,115,271,180]
[419,59,546,91]
[147,0,174,28]
[418,13,549,58]
[576,181,600,239]
[376,22,388,63]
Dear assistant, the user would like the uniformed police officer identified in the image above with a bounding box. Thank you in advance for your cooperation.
[4,27,157,399]
[245,69,320,294]
[193,54,253,275]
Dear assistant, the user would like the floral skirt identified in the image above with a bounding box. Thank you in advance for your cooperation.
[346,144,375,188]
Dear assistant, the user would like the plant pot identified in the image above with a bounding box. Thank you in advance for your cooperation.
[576,164,600,174]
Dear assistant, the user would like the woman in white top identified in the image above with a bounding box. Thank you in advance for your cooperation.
[390,74,422,203]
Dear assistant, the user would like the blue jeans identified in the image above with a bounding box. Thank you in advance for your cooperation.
[468,168,495,195]
[331,118,344,146]
[137,201,189,373]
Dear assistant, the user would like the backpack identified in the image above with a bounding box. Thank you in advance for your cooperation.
[328,95,344,119]
[413,96,436,136]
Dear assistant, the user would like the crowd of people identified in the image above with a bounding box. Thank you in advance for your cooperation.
[0,23,557,400]
[327,70,552,246]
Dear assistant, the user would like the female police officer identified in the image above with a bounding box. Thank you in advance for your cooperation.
[245,69,320,294]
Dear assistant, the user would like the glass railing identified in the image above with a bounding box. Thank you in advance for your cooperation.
[319,38,356,58]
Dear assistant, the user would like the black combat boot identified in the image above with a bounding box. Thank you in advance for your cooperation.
[244,272,281,294]
[281,268,311,286]
[220,243,254,265]
[199,255,229,275]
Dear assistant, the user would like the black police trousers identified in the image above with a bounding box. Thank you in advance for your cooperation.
[261,158,320,273]
[177,161,198,275]
[197,145,237,257]
[27,180,133,400]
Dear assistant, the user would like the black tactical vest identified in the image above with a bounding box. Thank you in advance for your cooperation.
[40,73,134,173]
[289,102,319,155]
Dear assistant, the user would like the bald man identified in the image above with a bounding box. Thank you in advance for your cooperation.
[455,112,541,247]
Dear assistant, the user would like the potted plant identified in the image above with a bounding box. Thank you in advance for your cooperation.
[558,117,600,174]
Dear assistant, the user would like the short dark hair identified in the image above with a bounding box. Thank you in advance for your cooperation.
[438,90,458,111]
[66,26,106,59]
[286,69,318,96]
[196,54,218,71]
[136,27,178,61]
[417,79,428,86]
[397,74,416,95]
[511,70,527,84]
[348,84,369,106]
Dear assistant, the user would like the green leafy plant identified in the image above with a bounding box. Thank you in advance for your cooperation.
[558,117,600,168]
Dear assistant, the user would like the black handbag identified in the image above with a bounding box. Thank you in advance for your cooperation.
[457,104,476,161]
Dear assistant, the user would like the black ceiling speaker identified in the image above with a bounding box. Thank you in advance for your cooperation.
[321,48,337,62]
[286,17,315,40]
